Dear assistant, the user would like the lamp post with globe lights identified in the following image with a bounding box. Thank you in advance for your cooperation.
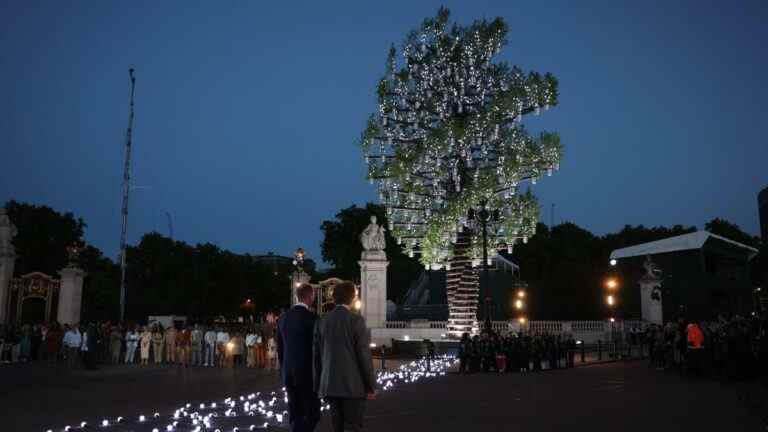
[290,248,310,307]
[467,200,500,334]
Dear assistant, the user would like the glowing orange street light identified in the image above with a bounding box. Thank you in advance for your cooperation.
[518,317,527,324]
[514,299,524,310]
[517,290,526,298]
[605,278,618,289]
[606,294,615,306]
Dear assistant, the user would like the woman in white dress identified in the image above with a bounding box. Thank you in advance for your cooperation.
[266,336,277,370]
[124,327,139,364]
[139,326,152,366]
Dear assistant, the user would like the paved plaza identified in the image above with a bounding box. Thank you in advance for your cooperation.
[2,360,765,432]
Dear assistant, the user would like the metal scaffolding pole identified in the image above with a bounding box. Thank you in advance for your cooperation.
[119,68,136,321]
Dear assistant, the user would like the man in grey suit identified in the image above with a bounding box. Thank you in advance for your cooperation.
[313,281,376,432]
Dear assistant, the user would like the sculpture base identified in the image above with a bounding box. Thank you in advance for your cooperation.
[640,280,663,324]
[361,250,387,261]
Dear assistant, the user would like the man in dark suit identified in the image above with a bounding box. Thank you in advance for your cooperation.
[277,283,320,432]
[313,281,376,432]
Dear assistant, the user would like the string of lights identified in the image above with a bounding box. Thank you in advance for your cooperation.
[45,356,458,432]
[360,8,562,335]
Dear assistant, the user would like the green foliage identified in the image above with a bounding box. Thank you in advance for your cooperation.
[511,220,763,320]
[4,200,86,275]
[5,200,120,321]
[704,218,761,248]
[125,232,295,320]
[362,7,562,269]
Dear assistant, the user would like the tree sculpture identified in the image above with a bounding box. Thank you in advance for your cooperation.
[360,8,563,335]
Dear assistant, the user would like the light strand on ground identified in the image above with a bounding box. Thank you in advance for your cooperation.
[46,356,457,432]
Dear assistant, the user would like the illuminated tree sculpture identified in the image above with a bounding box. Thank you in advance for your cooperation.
[360,8,563,336]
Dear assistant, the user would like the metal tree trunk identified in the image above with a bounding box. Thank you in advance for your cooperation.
[447,230,479,336]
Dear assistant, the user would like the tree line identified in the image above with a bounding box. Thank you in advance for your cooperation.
[4,200,764,322]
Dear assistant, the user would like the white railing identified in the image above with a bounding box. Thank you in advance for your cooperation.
[383,319,648,340]
[384,321,409,329]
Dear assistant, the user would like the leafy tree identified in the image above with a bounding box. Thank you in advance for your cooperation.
[320,203,421,301]
[4,200,85,275]
[360,8,563,334]
[704,218,761,248]
[124,232,296,321]
[4,200,119,322]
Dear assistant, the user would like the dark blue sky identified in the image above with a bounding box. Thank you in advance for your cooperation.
[2,1,766,264]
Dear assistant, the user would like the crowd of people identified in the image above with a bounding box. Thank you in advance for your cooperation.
[457,331,577,374]
[645,314,768,381]
[0,317,285,370]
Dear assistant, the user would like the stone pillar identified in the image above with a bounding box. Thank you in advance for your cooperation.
[290,270,311,307]
[639,279,663,324]
[0,209,17,324]
[57,266,86,325]
[0,253,14,324]
[359,250,388,329]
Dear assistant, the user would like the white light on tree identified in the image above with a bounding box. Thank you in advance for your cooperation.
[361,7,562,336]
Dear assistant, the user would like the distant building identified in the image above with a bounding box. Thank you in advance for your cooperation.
[759,186,768,241]
[610,231,759,321]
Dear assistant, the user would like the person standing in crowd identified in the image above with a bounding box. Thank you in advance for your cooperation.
[178,326,191,367]
[110,325,123,364]
[423,339,436,372]
[191,325,203,367]
[246,328,257,368]
[277,283,320,432]
[63,324,82,368]
[686,321,705,376]
[46,323,62,364]
[80,324,90,369]
[256,330,267,369]
[125,326,139,364]
[151,325,164,364]
[31,324,42,361]
[164,325,177,364]
[19,325,31,362]
[313,281,376,432]
[458,333,471,374]
[204,326,217,367]
[267,332,277,370]
[82,323,100,370]
[216,326,230,367]
[231,331,245,367]
[139,326,152,366]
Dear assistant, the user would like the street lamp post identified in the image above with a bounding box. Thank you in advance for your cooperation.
[469,201,497,334]
[292,248,306,307]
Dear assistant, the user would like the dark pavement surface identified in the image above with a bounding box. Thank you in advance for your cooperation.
[0,363,283,432]
[2,360,765,432]
[349,361,767,432]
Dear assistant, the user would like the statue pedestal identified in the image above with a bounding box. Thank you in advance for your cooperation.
[639,278,662,324]
[0,252,14,323]
[359,251,388,329]
[57,266,86,325]
[0,210,16,324]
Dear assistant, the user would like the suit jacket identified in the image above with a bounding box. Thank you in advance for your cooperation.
[277,305,318,389]
[313,305,375,399]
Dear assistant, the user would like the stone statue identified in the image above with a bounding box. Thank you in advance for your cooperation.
[0,208,17,255]
[66,244,81,268]
[360,215,386,251]
[641,255,662,281]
